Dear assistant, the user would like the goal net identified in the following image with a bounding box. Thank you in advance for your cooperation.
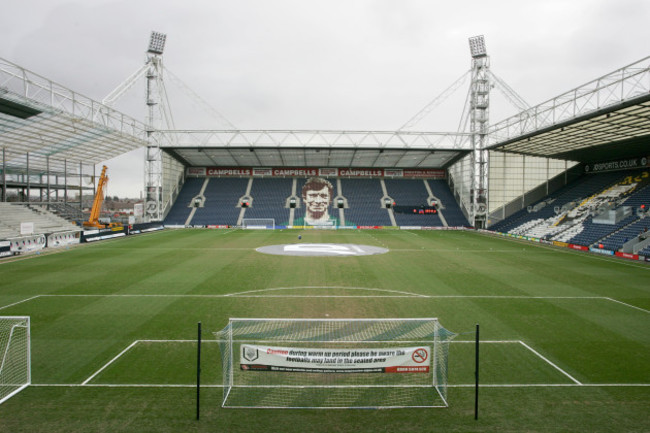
[242,219,275,230]
[0,316,30,405]
[215,318,455,409]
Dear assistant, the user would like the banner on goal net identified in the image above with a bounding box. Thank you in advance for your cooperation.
[0,316,31,405]
[240,344,431,373]
[215,318,455,409]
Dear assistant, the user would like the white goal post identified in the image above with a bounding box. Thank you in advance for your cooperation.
[0,316,31,405]
[241,219,275,230]
[215,318,455,409]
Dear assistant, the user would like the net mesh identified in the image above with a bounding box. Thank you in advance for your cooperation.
[0,317,30,405]
[242,219,275,229]
[215,318,455,409]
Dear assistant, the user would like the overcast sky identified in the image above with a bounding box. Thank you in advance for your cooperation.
[2,0,649,197]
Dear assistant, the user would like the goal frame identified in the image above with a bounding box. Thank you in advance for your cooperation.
[215,317,453,409]
[241,218,276,230]
[0,316,31,405]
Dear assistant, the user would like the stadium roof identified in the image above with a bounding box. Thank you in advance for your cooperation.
[0,58,148,176]
[157,130,472,169]
[2,54,649,179]
[487,56,650,163]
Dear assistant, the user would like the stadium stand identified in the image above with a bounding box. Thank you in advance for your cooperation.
[490,170,650,252]
[161,176,476,228]
[598,218,649,252]
[339,179,391,226]
[0,202,80,239]
[190,177,249,226]
[242,178,292,223]
[489,171,625,235]
[426,180,470,227]
[562,214,630,246]
[164,177,205,225]
[638,243,650,257]
[47,202,86,223]
[384,179,442,226]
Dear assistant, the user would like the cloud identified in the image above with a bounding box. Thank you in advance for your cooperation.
[3,0,647,197]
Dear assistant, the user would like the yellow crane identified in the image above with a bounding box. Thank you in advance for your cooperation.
[83,165,121,229]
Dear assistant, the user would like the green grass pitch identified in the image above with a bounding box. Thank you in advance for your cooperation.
[0,228,648,432]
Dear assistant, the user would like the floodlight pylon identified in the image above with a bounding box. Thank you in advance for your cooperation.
[148,31,167,55]
[144,31,168,221]
[468,35,490,228]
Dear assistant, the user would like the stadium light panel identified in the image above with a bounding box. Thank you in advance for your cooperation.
[468,35,487,58]
[148,31,167,55]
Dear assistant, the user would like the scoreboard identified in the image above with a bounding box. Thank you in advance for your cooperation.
[392,205,437,215]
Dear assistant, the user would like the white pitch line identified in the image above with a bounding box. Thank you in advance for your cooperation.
[228,295,425,298]
[604,297,650,314]
[448,383,650,388]
[82,341,139,385]
[34,293,607,299]
[0,295,41,311]
[452,340,520,344]
[5,294,648,314]
[30,383,650,388]
[519,341,582,385]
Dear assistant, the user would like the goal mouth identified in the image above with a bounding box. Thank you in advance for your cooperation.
[242,219,275,230]
[222,386,448,409]
[256,243,389,257]
[0,316,31,405]
[215,318,455,409]
[224,286,425,298]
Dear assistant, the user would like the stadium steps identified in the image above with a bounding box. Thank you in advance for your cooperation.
[384,179,442,226]
[0,203,80,239]
[242,178,292,224]
[339,179,391,226]
[164,177,206,225]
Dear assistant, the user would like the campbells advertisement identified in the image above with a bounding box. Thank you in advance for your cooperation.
[240,345,430,373]
[207,167,252,176]
[185,166,446,179]
[273,168,318,177]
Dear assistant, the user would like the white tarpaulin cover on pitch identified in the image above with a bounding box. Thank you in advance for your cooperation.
[240,345,431,373]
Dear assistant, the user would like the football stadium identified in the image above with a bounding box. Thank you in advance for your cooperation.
[1,28,649,433]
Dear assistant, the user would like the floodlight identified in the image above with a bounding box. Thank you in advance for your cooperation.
[148,31,167,55]
[468,35,487,58]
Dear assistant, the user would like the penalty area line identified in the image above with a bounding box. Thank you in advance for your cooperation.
[519,341,582,385]
[0,295,42,311]
[604,297,650,314]
[82,341,139,385]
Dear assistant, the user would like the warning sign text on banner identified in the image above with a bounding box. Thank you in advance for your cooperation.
[240,345,431,373]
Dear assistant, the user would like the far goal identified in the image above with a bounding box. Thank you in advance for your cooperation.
[215,318,455,409]
[0,316,31,405]
[242,218,275,230]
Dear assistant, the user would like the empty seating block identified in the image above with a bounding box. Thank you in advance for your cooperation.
[164,178,205,225]
[426,180,470,227]
[243,178,292,224]
[384,179,442,226]
[192,178,249,226]
[339,179,391,226]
